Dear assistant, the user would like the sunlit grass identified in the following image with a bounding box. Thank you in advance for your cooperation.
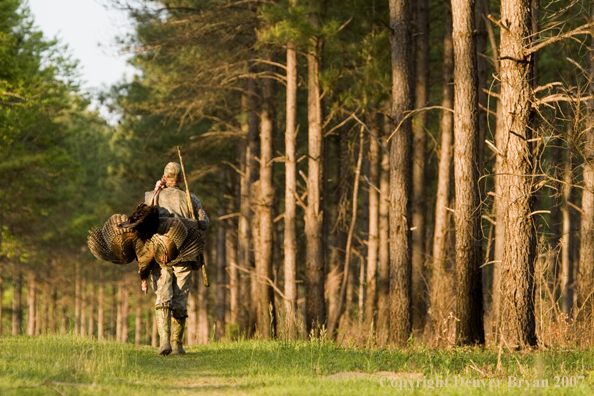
[0,335,593,395]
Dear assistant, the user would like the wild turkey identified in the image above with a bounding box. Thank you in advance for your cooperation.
[88,203,205,287]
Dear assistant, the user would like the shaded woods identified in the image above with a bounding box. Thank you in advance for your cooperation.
[2,0,594,350]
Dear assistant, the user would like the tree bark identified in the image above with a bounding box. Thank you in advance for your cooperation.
[121,286,129,343]
[116,285,123,342]
[80,273,86,337]
[226,170,239,332]
[75,262,81,336]
[388,0,414,346]
[498,0,537,348]
[88,270,95,338]
[216,204,227,340]
[284,12,298,338]
[42,282,49,334]
[561,103,575,317]
[12,266,22,335]
[187,272,197,344]
[376,114,391,342]
[50,287,57,333]
[305,37,326,334]
[452,0,485,345]
[98,266,105,340]
[238,79,259,336]
[327,125,349,335]
[135,299,142,345]
[254,65,276,339]
[482,0,504,336]
[411,0,429,334]
[26,272,36,336]
[577,9,594,328]
[475,0,488,187]
[146,309,152,345]
[428,3,454,340]
[197,267,210,344]
[365,115,381,327]
[110,269,117,339]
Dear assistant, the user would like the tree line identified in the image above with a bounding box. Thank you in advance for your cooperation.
[2,0,594,349]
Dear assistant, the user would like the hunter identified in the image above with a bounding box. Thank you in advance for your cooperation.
[145,162,209,355]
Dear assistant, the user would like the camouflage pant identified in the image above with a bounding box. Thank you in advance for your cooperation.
[151,262,193,316]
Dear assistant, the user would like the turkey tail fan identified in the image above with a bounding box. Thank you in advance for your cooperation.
[87,214,139,264]
[157,217,188,249]
[88,227,117,263]
[168,220,204,266]
[151,217,187,266]
[150,218,204,266]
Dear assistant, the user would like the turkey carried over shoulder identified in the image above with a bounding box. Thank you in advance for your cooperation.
[87,203,205,281]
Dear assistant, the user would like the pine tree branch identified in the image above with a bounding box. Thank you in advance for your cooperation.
[524,21,594,56]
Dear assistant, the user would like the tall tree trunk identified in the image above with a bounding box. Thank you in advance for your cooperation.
[561,102,575,317]
[12,266,22,335]
[326,126,349,335]
[42,282,49,334]
[75,262,81,336]
[482,1,505,334]
[89,270,95,338]
[577,10,594,329]
[227,169,239,332]
[50,287,57,333]
[475,0,488,186]
[197,266,210,344]
[26,272,36,336]
[254,66,276,339]
[146,309,152,345]
[187,272,197,345]
[388,0,414,346]
[428,3,455,340]
[116,285,123,342]
[452,0,485,345]
[110,271,117,339]
[376,115,391,342]
[121,286,129,343]
[284,9,298,338]
[498,0,537,348]
[216,205,227,340]
[135,300,142,345]
[98,266,105,340]
[80,273,86,337]
[305,37,326,334]
[365,115,381,327]
[491,12,505,336]
[238,79,259,336]
[411,0,429,334]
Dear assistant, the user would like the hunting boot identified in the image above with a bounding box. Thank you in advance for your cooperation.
[171,312,186,355]
[156,307,172,355]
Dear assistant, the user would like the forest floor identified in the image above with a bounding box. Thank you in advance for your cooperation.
[0,335,593,395]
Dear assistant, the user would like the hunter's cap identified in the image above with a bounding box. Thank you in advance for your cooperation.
[164,162,182,184]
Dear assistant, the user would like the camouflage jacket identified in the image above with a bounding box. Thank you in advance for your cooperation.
[145,186,209,229]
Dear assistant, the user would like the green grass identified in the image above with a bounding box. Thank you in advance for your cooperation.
[0,335,593,395]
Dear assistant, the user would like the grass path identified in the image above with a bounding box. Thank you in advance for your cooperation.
[0,335,593,395]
